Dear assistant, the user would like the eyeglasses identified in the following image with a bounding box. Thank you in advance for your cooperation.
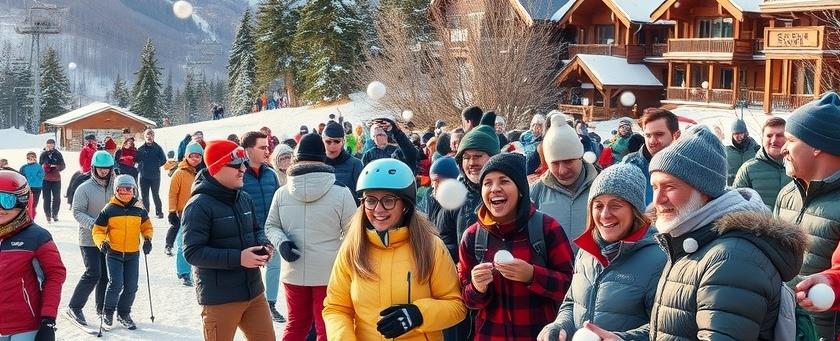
[0,192,26,210]
[116,187,134,194]
[362,195,401,210]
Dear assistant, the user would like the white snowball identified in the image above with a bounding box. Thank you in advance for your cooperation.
[572,327,601,341]
[582,151,596,164]
[619,91,636,107]
[173,1,194,19]
[809,283,836,311]
[367,81,387,100]
[683,238,698,253]
[435,179,468,210]
[493,250,514,264]
[402,110,413,122]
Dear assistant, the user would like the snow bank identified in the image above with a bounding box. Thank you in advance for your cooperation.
[0,128,57,150]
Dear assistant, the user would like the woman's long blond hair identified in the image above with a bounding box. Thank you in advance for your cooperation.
[339,204,440,283]
[584,198,651,240]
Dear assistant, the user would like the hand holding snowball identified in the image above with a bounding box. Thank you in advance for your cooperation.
[495,258,534,283]
[471,262,494,293]
[796,273,837,312]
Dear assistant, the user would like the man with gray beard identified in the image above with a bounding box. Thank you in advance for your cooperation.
[581,125,806,340]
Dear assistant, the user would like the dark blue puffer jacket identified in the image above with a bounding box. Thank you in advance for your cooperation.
[242,162,280,228]
[325,150,363,194]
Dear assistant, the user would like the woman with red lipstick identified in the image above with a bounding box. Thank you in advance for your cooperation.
[458,153,574,341]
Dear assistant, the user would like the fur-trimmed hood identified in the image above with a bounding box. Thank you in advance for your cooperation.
[714,211,808,281]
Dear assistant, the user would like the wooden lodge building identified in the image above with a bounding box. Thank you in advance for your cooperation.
[432,0,840,119]
[44,102,156,151]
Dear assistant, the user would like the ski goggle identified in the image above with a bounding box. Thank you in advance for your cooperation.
[225,147,249,168]
[0,192,26,210]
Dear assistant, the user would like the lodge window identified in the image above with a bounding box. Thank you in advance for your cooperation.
[690,64,708,87]
[595,25,615,44]
[697,17,733,38]
[792,61,815,95]
[719,68,734,89]
[672,66,686,87]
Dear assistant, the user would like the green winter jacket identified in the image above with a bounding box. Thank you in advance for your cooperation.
[617,209,807,340]
[529,162,598,253]
[725,137,760,185]
[732,147,792,208]
[774,169,840,338]
[550,226,665,339]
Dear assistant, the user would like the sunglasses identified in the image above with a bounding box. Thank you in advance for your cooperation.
[362,195,401,210]
[225,147,249,168]
[324,139,343,145]
[0,192,26,210]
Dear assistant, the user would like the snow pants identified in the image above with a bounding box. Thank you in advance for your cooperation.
[68,246,107,313]
[104,252,139,315]
[139,176,163,215]
[201,293,275,341]
[41,180,60,218]
[283,284,327,341]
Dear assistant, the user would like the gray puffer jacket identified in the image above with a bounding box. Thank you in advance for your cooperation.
[725,137,760,185]
[733,147,791,208]
[549,226,664,338]
[617,210,807,340]
[72,175,114,247]
[529,162,598,253]
[774,169,840,338]
[265,163,357,286]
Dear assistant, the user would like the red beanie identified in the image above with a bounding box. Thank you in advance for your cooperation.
[204,140,241,176]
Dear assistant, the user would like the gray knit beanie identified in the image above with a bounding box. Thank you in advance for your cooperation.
[589,163,646,213]
[649,125,727,199]
[731,119,748,134]
[786,91,840,156]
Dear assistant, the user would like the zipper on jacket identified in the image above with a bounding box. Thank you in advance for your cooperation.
[21,278,36,317]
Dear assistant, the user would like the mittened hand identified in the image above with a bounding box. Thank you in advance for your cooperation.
[279,241,301,262]
[143,239,152,255]
[100,242,110,254]
[376,304,423,338]
[168,212,180,227]
[35,317,56,341]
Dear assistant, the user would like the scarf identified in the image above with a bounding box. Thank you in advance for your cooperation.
[0,209,32,239]
[594,231,622,264]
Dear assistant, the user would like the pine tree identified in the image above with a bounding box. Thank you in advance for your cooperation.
[355,0,378,48]
[196,72,211,120]
[294,0,363,102]
[162,70,173,116]
[130,39,164,123]
[255,0,299,92]
[39,47,72,122]
[379,0,432,43]
[10,61,32,130]
[111,75,131,108]
[172,88,185,124]
[227,9,257,116]
[184,71,197,123]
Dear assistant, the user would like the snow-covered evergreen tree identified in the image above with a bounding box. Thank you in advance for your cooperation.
[294,0,363,102]
[355,0,378,48]
[379,0,432,43]
[11,62,33,130]
[111,74,131,108]
[39,47,71,123]
[255,0,299,91]
[227,9,257,115]
[130,38,164,123]
[184,71,197,123]
[196,72,211,121]
[162,70,173,116]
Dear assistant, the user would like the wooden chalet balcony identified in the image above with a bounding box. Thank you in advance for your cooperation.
[558,104,610,121]
[666,87,736,105]
[771,94,817,112]
[567,44,653,63]
[645,43,668,57]
[664,38,755,60]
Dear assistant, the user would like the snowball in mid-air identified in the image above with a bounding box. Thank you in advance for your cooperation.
[572,327,601,341]
[583,151,596,164]
[808,283,835,311]
[173,1,194,19]
[619,91,636,107]
[402,110,413,122]
[493,250,514,264]
[435,179,468,210]
[367,81,386,100]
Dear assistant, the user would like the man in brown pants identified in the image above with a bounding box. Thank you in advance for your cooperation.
[182,140,276,340]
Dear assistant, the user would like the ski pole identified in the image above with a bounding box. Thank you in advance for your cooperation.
[98,251,108,337]
[143,251,155,323]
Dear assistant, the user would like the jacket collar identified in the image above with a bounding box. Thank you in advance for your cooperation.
[793,169,840,205]
[476,204,536,238]
[576,223,653,267]
[288,162,335,177]
[109,196,139,208]
[540,161,598,196]
[325,149,351,165]
[366,226,410,249]
[755,147,784,168]
[178,160,197,174]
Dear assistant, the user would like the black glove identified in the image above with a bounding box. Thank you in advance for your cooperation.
[379,118,399,132]
[279,240,301,262]
[377,304,423,338]
[99,241,110,254]
[35,317,56,341]
[142,239,152,255]
[168,212,180,227]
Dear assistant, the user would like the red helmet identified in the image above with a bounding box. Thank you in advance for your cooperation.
[0,170,30,211]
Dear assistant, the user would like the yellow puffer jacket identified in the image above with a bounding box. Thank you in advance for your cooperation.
[91,197,154,253]
[168,160,197,214]
[323,226,466,341]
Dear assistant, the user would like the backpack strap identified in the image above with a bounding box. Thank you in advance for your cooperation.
[528,211,547,267]
[474,227,489,263]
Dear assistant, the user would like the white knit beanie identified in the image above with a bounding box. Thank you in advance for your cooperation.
[543,114,584,162]
[531,113,546,127]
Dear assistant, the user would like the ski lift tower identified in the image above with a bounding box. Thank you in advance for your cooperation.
[15,1,61,133]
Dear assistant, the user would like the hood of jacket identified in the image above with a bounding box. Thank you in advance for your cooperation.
[191,169,240,204]
[286,163,336,203]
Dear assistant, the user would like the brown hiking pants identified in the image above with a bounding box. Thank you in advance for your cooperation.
[201,293,276,341]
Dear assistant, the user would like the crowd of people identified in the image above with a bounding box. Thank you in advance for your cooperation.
[4,91,840,341]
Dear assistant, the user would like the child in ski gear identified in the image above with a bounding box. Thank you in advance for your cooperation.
[0,170,67,340]
[92,174,153,330]
[20,151,44,211]
[167,142,203,286]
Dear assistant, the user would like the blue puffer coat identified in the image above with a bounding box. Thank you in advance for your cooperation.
[242,161,280,227]
[325,149,363,194]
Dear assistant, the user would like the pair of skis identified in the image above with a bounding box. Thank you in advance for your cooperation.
[61,308,101,337]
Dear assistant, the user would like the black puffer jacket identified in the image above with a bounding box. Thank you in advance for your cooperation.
[182,169,270,305]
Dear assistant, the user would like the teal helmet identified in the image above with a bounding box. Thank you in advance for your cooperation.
[91,150,115,168]
[357,158,416,205]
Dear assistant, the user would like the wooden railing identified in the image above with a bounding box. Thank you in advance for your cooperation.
[748,90,764,107]
[567,44,625,58]
[666,87,735,104]
[558,104,609,120]
[669,38,735,53]
[771,94,817,111]
[710,89,734,104]
[754,38,764,54]
[645,43,668,57]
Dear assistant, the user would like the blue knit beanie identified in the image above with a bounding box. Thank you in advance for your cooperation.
[430,156,460,180]
[649,125,727,198]
[730,119,748,134]
[589,163,646,213]
[184,142,204,158]
[787,91,840,156]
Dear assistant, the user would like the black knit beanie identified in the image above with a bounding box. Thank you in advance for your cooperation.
[479,152,531,221]
[324,121,345,138]
[295,133,326,162]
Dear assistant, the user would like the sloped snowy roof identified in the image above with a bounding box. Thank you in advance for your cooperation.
[612,0,666,22]
[730,0,762,12]
[44,102,157,127]
[520,0,571,21]
[550,0,575,21]
[571,54,663,87]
